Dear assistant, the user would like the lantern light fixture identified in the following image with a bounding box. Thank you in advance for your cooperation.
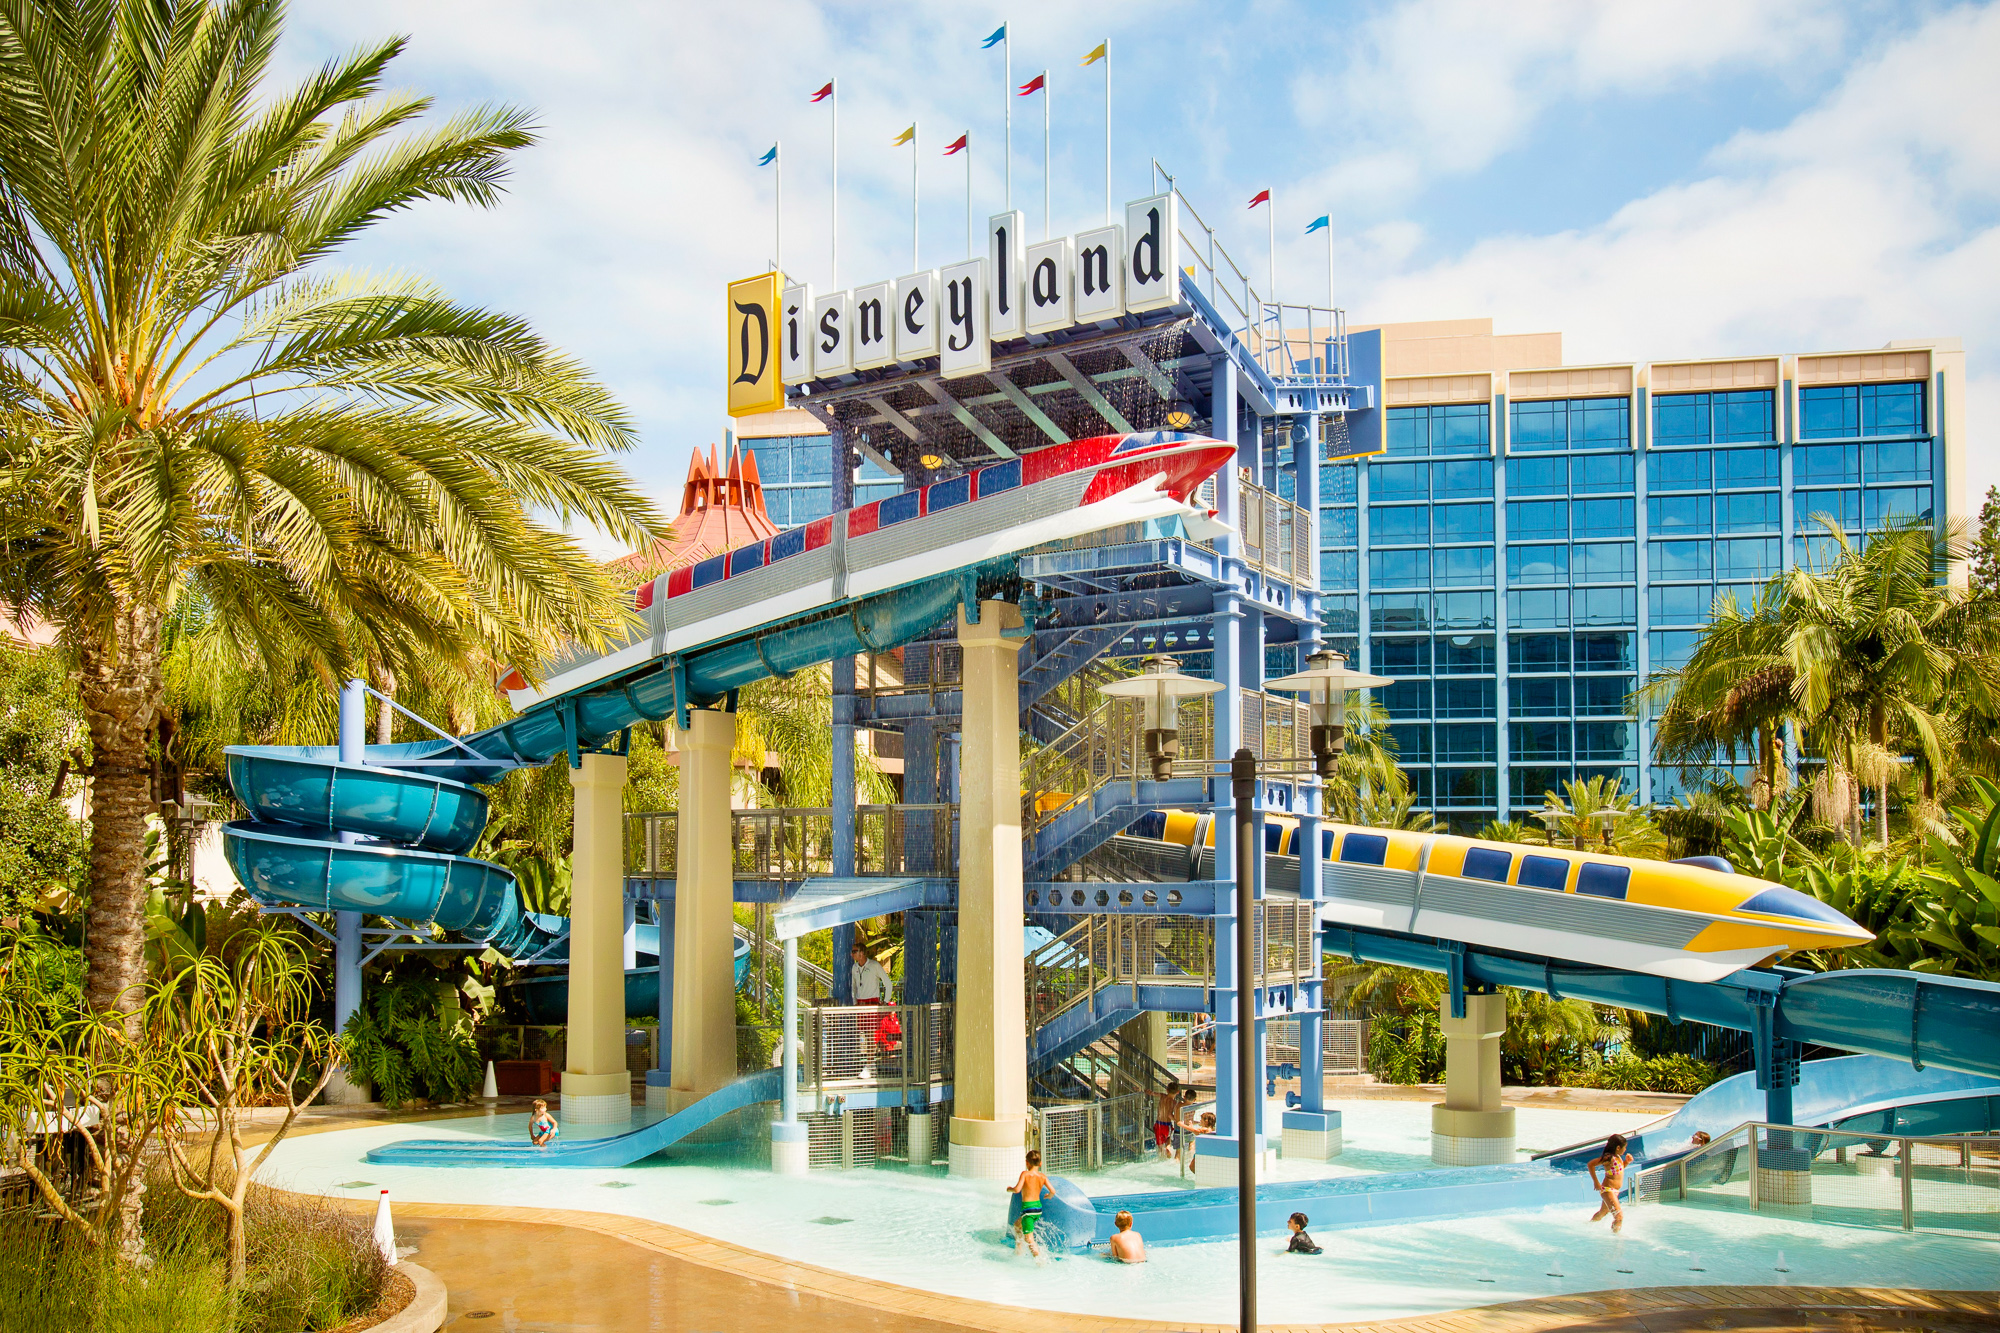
[1098,656,1225,779]
[1262,650,1395,779]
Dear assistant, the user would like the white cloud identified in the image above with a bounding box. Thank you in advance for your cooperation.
[1346,1,2000,508]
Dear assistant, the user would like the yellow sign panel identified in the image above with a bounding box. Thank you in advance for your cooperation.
[726,272,785,417]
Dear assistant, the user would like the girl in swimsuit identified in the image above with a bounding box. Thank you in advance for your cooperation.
[1588,1132,1633,1232]
[529,1098,560,1148]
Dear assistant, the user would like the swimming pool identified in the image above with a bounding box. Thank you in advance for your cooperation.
[259,1098,1997,1325]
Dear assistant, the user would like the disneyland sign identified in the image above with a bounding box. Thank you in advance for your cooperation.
[779,191,1182,387]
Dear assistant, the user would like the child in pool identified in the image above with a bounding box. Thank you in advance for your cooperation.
[1588,1133,1633,1232]
[1106,1209,1146,1263]
[1286,1212,1322,1254]
[528,1099,559,1148]
[1177,1107,1216,1179]
[1007,1150,1051,1258]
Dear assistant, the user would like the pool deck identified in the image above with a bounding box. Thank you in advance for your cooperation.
[248,1098,1996,1333]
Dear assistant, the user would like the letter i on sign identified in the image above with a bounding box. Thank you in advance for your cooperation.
[781,283,815,384]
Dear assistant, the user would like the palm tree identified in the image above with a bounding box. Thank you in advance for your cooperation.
[0,1,660,1021]
[1636,582,1794,809]
[1529,775,1667,859]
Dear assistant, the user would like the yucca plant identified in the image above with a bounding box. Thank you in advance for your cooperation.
[0,0,661,1024]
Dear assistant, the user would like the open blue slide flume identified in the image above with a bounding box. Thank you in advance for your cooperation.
[362,1067,786,1168]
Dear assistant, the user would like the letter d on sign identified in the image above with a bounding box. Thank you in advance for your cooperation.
[727,272,785,416]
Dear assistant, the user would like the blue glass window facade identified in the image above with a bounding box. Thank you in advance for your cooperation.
[739,434,903,527]
[1792,382,1933,567]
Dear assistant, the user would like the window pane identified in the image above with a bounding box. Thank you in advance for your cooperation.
[1508,500,1567,540]
[1435,546,1495,587]
[1436,767,1497,804]
[1436,724,1495,763]
[1437,404,1492,454]
[1321,506,1358,545]
[1794,489,1861,530]
[1864,440,1929,483]
[1511,766,1571,805]
[1575,542,1636,582]
[1506,457,1566,497]
[1322,549,1358,589]
[1323,595,1359,635]
[1649,540,1709,580]
[1386,407,1428,456]
[1649,583,1711,624]
[1372,461,1428,500]
[1647,450,1710,491]
[1866,487,1932,525]
[1649,629,1701,671]
[1576,586,1636,626]
[745,441,794,483]
[1326,466,1358,504]
[1509,633,1569,673]
[1436,635,1495,674]
[1575,632,1634,671]
[1800,385,1859,439]
[1862,382,1924,435]
[1389,723,1431,764]
[1798,444,1859,485]
[1510,678,1571,717]
[1508,589,1568,629]
[1572,453,1634,494]
[1371,592,1430,634]
[1648,494,1711,534]
[1715,447,1780,488]
[1372,637,1431,675]
[1652,393,1707,448]
[1434,502,1495,540]
[1508,544,1567,585]
[1372,505,1428,543]
[1576,398,1631,446]
[1715,538,1779,581]
[1715,491,1779,533]
[791,490,831,523]
[1572,497,1636,538]
[1510,400,1567,451]
[1576,676,1633,715]
[1716,390,1775,443]
[1370,548,1429,588]
[1435,591,1495,630]
[1577,722,1635,762]
[1382,677,1431,719]
[1511,720,1572,760]
[1433,459,1493,498]
[1437,679,1496,718]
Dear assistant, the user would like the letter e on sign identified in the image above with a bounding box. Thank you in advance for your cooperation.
[727,272,784,416]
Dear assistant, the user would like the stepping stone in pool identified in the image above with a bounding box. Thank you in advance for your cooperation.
[699,1199,735,1206]
[337,1181,376,1189]
[810,1216,853,1226]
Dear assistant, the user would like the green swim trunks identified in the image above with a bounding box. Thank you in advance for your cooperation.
[1019,1201,1042,1234]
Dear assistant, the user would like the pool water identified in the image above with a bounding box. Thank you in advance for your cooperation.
[259,1099,1998,1325]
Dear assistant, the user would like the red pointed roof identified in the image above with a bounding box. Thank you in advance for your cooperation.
[611,443,781,578]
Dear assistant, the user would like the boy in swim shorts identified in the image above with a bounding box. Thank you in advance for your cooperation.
[1152,1081,1184,1160]
[1007,1150,1050,1257]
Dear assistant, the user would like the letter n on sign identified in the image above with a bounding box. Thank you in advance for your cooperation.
[727,272,785,416]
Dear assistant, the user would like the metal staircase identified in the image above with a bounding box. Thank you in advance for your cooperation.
[1022,694,1212,883]
[1025,913,1215,1073]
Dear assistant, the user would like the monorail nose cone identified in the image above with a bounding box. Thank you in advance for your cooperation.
[1736,884,1874,939]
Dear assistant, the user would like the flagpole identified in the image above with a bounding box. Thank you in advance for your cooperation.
[831,80,840,286]
[1042,70,1051,240]
[911,121,919,270]
[1004,24,1012,211]
[1103,42,1111,223]
[965,134,973,258]
[775,140,783,275]
[1267,188,1277,310]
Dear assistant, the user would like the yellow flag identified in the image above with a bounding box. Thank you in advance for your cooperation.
[726,272,784,417]
[1081,41,1107,65]
[891,125,915,146]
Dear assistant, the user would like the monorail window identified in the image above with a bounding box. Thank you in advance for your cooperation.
[1575,863,1630,900]
[1519,855,1571,890]
[1264,823,1286,854]
[1461,847,1513,883]
[1339,833,1388,866]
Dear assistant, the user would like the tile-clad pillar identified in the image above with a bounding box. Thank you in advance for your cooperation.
[562,749,633,1124]
[668,710,737,1110]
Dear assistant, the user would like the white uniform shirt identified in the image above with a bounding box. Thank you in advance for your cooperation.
[850,957,893,1002]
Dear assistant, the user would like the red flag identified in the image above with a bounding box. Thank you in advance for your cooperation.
[1248,189,1271,208]
[810,81,834,102]
[1018,73,1046,95]
[942,134,968,156]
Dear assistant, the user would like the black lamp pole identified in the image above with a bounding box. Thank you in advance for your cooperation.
[1232,746,1259,1333]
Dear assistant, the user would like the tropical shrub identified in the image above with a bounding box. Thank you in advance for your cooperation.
[1566,1053,1724,1095]
[1367,1006,1444,1084]
[343,968,482,1107]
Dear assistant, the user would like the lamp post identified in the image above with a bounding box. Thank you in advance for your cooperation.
[1211,650,1390,1333]
[1099,656,1225,779]
[1533,805,1566,848]
[1591,807,1621,851]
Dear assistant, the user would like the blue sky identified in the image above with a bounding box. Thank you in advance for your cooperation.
[276,0,2000,547]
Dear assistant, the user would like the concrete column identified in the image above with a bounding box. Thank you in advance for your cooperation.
[646,901,675,1112]
[561,750,632,1125]
[771,935,808,1174]
[948,600,1029,1181]
[1430,992,1515,1165]
[321,678,371,1104]
[668,710,738,1111]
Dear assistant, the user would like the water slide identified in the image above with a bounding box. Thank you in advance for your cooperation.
[361,1067,786,1168]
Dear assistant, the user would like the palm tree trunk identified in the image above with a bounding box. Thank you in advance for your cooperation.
[1871,703,1890,845]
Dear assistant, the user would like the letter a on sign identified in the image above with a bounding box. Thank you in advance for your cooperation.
[727,272,785,416]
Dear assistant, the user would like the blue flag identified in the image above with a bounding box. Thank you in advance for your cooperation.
[757,145,778,166]
[981,23,1007,48]
[1306,215,1329,234]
